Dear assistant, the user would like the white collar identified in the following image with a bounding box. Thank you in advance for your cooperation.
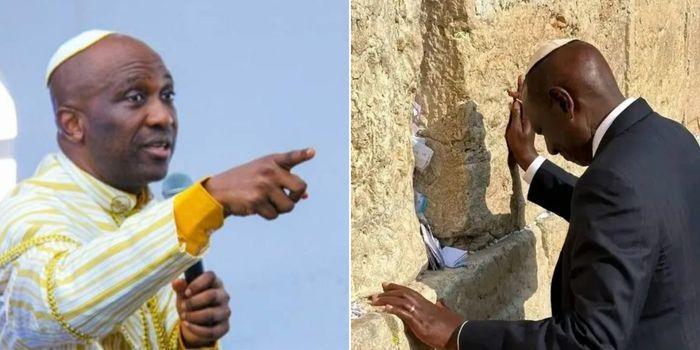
[592,97,637,157]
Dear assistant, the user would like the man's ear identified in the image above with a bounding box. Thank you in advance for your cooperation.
[548,87,575,118]
[56,107,85,143]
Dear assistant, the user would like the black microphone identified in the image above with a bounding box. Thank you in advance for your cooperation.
[162,173,204,284]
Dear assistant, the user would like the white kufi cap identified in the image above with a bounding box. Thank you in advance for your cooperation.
[525,38,578,76]
[45,29,115,85]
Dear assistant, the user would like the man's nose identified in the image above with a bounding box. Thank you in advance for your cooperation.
[146,102,176,129]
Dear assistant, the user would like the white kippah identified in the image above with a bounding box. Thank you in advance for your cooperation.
[45,29,115,85]
[525,38,578,76]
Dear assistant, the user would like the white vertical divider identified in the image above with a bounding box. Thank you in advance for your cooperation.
[0,80,18,200]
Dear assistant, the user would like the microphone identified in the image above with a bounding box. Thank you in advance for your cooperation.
[162,173,204,284]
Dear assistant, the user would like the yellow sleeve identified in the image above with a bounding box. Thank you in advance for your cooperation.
[173,178,225,255]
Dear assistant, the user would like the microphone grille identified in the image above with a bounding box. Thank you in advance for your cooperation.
[162,173,194,198]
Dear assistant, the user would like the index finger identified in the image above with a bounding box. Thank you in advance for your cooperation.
[509,99,523,132]
[382,282,423,299]
[274,148,316,170]
[171,278,188,312]
[517,74,524,94]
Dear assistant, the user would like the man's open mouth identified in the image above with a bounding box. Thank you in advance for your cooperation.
[142,140,172,159]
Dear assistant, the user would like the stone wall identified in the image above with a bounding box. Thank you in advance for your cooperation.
[351,0,427,299]
[351,0,699,348]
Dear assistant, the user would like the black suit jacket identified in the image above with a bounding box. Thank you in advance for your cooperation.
[459,99,700,349]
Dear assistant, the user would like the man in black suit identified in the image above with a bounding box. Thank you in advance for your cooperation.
[371,39,700,349]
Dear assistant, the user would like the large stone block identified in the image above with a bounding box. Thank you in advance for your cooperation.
[351,0,428,298]
[626,0,692,123]
[420,229,541,320]
[623,0,700,134]
[351,282,437,350]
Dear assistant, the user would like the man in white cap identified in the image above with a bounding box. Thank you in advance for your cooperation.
[0,30,314,348]
[371,39,700,349]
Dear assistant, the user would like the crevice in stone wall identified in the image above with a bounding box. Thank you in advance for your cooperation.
[413,0,526,251]
[623,0,632,96]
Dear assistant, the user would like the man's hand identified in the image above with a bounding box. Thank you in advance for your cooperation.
[204,148,315,220]
[371,283,465,350]
[505,75,537,170]
[172,272,231,348]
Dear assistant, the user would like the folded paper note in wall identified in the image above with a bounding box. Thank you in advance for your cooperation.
[412,136,433,172]
[441,246,469,268]
[420,222,444,270]
[419,222,469,269]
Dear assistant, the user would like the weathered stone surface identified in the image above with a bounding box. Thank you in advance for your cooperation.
[351,312,426,350]
[532,214,568,291]
[420,229,541,320]
[351,0,427,298]
[351,282,436,350]
[626,0,695,126]
[685,2,700,135]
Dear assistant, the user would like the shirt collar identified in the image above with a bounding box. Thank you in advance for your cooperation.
[592,97,637,157]
[55,152,151,219]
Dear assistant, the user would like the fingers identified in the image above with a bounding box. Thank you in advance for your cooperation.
[509,99,523,133]
[260,169,307,217]
[382,282,422,298]
[172,278,187,297]
[520,103,532,132]
[263,151,310,216]
[182,306,231,325]
[184,288,230,312]
[274,148,315,170]
[372,295,408,308]
[382,282,407,291]
[254,200,278,220]
[375,289,412,299]
[379,283,427,307]
[186,272,217,297]
[182,320,230,342]
[269,188,295,214]
[172,278,187,313]
[371,294,418,325]
[507,75,525,99]
[384,304,418,325]
[517,74,524,94]
[277,172,308,203]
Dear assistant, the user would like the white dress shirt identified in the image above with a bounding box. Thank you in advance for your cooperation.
[523,97,638,184]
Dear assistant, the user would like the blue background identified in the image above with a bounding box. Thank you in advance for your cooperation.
[0,1,349,348]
